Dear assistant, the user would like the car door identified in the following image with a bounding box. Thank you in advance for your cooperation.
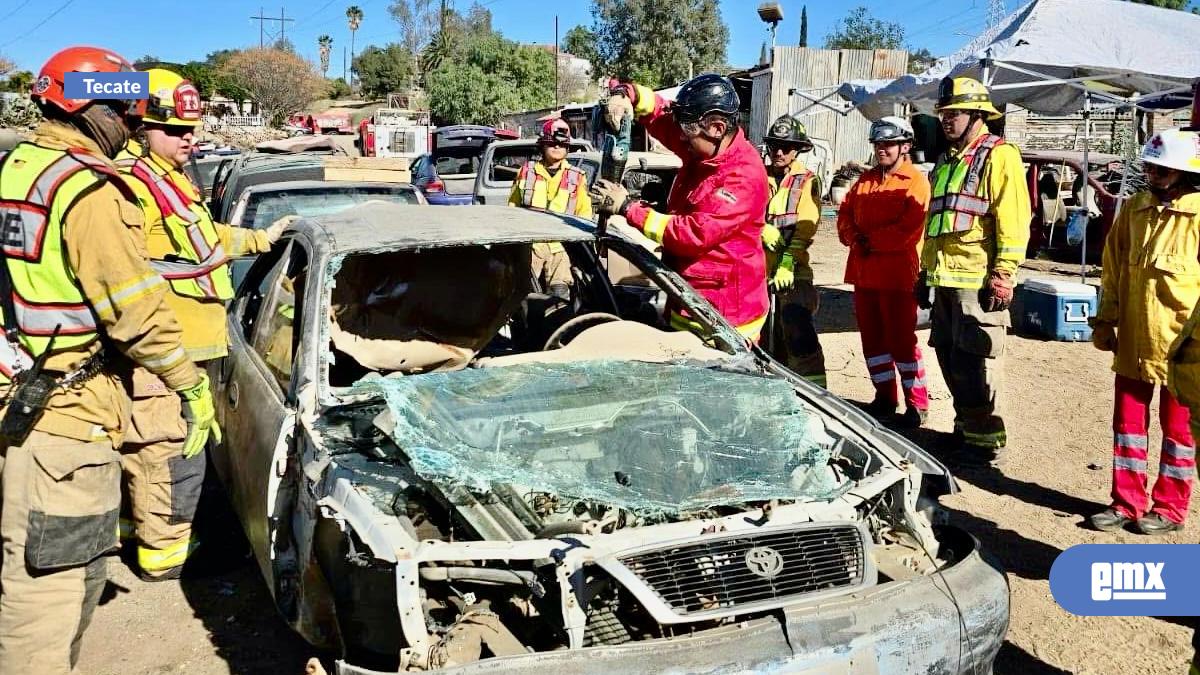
[211,238,307,585]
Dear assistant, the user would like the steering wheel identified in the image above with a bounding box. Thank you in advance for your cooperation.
[543,312,622,351]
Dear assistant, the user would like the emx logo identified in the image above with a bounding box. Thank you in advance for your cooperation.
[1051,545,1199,616]
[1091,562,1165,601]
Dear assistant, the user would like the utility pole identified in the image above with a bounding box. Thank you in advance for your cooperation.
[554,15,559,108]
[250,6,294,48]
[987,0,1006,27]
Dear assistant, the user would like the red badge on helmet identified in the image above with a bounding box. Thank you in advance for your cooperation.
[31,76,51,96]
[174,82,202,121]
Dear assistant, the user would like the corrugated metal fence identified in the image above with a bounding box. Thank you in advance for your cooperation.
[752,47,908,168]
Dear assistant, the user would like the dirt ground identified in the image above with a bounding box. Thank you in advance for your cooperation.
[77,218,1196,674]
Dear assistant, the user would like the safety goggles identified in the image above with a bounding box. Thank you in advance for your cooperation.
[766,142,802,154]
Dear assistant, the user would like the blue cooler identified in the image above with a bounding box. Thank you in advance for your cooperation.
[1019,278,1097,342]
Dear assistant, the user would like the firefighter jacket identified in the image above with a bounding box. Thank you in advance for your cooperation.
[920,127,1030,289]
[507,160,593,217]
[1098,190,1200,385]
[0,122,198,446]
[838,159,930,291]
[117,141,272,362]
[621,84,770,334]
[765,159,819,282]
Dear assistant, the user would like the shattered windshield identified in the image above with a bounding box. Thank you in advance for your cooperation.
[350,361,847,515]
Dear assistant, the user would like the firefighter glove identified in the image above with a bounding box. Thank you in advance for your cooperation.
[762,224,784,252]
[1091,322,1118,352]
[590,179,630,216]
[178,372,220,459]
[982,268,1015,312]
[914,271,933,309]
[265,214,300,245]
[605,92,635,132]
[771,265,795,292]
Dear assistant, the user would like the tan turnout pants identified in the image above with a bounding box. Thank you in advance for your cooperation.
[0,430,121,674]
[120,369,201,578]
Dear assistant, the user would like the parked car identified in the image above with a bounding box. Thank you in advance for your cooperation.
[408,154,475,206]
[210,203,1008,675]
[473,138,594,206]
[184,153,238,200]
[209,154,327,222]
[222,180,424,287]
[1023,149,1125,261]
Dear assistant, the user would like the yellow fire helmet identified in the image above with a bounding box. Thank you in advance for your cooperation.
[142,68,202,127]
[936,76,1002,121]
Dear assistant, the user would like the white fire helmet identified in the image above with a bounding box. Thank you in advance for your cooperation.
[1141,127,1200,174]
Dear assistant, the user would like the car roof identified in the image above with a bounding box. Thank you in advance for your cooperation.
[489,138,593,150]
[294,204,595,254]
[242,179,418,195]
[574,151,682,169]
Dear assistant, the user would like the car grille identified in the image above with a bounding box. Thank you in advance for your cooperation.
[618,525,866,616]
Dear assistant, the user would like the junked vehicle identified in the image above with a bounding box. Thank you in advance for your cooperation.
[211,204,1008,674]
[472,138,593,205]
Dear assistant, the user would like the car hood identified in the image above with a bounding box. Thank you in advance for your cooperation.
[347,360,851,516]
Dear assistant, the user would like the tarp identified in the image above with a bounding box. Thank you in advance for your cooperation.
[840,0,1200,119]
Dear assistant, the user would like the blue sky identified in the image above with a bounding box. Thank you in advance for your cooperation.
[1,0,1002,75]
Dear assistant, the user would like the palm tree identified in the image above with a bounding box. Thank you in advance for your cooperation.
[346,6,363,89]
[318,34,333,79]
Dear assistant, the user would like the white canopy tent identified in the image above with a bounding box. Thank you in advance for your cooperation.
[832,0,1200,279]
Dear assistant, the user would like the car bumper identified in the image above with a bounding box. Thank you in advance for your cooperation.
[335,527,1008,675]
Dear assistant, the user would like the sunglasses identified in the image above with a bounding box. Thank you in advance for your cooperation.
[143,123,195,138]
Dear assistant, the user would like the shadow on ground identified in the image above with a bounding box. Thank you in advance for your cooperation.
[995,641,1073,674]
[114,469,326,675]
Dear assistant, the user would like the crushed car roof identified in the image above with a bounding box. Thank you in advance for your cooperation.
[297,203,597,252]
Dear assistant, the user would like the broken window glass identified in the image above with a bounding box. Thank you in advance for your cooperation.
[350,360,847,516]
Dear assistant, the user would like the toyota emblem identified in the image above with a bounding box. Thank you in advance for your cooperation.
[744,546,785,579]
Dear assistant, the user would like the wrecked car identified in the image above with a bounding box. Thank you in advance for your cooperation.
[210,203,1009,674]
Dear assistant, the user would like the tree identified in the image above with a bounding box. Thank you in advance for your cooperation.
[425,33,555,125]
[353,44,414,99]
[0,70,33,93]
[133,54,161,69]
[328,77,352,98]
[220,48,326,126]
[1124,0,1194,8]
[907,47,936,74]
[318,35,334,78]
[562,25,598,66]
[347,5,364,87]
[799,5,808,47]
[823,6,904,50]
[176,62,215,99]
[274,37,296,53]
[0,57,13,78]
[590,0,729,88]
[389,0,438,56]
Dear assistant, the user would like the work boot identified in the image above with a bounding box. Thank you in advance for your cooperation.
[953,443,1007,468]
[1089,508,1134,533]
[139,565,184,582]
[1137,512,1184,536]
[897,407,928,429]
[864,396,898,421]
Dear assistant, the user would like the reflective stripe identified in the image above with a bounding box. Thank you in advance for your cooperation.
[130,161,199,224]
[1160,463,1194,481]
[0,201,49,262]
[1114,433,1149,450]
[896,361,921,373]
[926,134,1003,237]
[520,163,537,208]
[12,295,94,336]
[138,537,199,573]
[89,274,166,320]
[865,354,893,367]
[902,377,928,389]
[643,210,671,243]
[997,245,1027,256]
[1114,456,1148,473]
[1164,438,1196,460]
[963,429,1007,448]
[563,168,580,215]
[871,370,896,383]
[140,346,188,371]
[0,338,33,378]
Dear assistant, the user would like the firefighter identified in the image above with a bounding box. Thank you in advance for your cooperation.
[1097,128,1200,535]
[592,74,770,340]
[114,69,291,579]
[508,118,591,298]
[760,115,825,385]
[0,46,215,673]
[918,76,1030,465]
[839,117,931,428]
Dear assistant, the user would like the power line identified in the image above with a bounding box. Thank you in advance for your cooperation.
[0,0,78,49]
[987,0,1008,27]
[0,0,36,24]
